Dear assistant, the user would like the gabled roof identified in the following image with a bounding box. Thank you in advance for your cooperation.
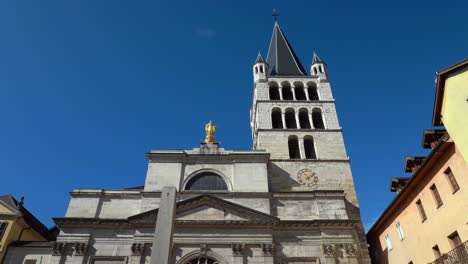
[0,194,56,241]
[128,194,279,224]
[266,21,306,76]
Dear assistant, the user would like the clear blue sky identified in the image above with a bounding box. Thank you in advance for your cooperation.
[1,0,467,230]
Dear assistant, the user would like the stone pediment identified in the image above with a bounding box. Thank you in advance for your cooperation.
[128,195,278,225]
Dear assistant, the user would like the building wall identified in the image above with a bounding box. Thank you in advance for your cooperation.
[2,246,52,264]
[441,67,468,163]
[0,205,47,263]
[368,144,468,264]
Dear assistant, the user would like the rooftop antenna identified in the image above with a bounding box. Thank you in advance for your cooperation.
[272,8,280,21]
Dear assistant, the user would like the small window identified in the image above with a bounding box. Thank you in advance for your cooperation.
[445,167,460,193]
[432,245,441,258]
[430,184,443,208]
[384,233,393,250]
[260,66,264,73]
[269,87,280,100]
[307,83,319,100]
[282,86,293,100]
[294,86,307,100]
[285,110,297,129]
[271,108,283,129]
[396,222,404,240]
[303,136,317,159]
[0,222,8,241]
[298,110,311,129]
[255,66,258,74]
[312,109,325,129]
[288,136,300,159]
[448,231,462,249]
[416,199,427,222]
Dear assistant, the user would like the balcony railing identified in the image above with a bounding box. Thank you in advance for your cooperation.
[432,241,468,264]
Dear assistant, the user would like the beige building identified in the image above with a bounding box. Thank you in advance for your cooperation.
[367,60,468,264]
[0,195,56,263]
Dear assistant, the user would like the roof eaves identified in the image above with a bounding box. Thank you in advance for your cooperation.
[367,133,450,236]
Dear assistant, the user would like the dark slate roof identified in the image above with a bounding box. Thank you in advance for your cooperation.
[0,195,56,241]
[255,52,265,63]
[266,21,306,76]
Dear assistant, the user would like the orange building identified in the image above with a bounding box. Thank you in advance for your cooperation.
[367,60,468,264]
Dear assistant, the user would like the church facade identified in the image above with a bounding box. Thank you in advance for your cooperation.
[4,21,371,264]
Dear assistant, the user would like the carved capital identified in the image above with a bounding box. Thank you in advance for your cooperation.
[200,244,208,256]
[321,244,335,257]
[343,244,357,257]
[261,243,275,256]
[231,243,245,257]
[131,243,144,256]
[73,242,88,256]
[52,242,66,256]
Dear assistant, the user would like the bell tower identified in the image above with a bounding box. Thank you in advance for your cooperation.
[250,20,371,262]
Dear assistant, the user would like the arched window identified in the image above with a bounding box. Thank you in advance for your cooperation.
[255,66,258,74]
[312,108,325,129]
[304,136,317,159]
[307,83,319,100]
[185,172,228,191]
[285,109,297,129]
[271,108,283,129]
[288,136,300,159]
[298,109,311,129]
[260,66,264,73]
[294,82,306,100]
[269,87,280,100]
[313,67,317,75]
[282,82,293,100]
[187,257,219,264]
[319,65,324,73]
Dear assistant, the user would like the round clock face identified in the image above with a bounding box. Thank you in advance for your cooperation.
[297,168,318,187]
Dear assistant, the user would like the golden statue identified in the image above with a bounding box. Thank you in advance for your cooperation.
[204,120,216,143]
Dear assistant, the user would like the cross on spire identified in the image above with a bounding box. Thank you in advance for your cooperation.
[272,8,280,21]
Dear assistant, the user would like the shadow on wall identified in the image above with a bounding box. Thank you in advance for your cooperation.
[368,239,388,264]
[268,163,301,191]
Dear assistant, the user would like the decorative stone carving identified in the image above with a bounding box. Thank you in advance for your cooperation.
[73,242,88,256]
[231,243,245,256]
[131,243,144,256]
[343,244,357,257]
[200,244,208,256]
[297,169,318,187]
[52,242,65,256]
[261,243,275,256]
[322,244,335,257]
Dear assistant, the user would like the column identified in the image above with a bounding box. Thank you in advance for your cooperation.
[291,87,296,100]
[321,244,337,264]
[279,86,283,100]
[232,243,245,264]
[129,243,144,264]
[298,137,305,159]
[281,112,286,129]
[151,186,177,264]
[295,112,301,129]
[71,242,88,264]
[309,113,314,129]
[261,243,275,264]
[304,87,310,101]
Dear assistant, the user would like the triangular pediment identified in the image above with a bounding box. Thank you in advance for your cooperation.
[129,195,278,224]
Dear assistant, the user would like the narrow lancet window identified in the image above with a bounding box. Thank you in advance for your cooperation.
[307,83,319,100]
[271,108,283,129]
[285,109,297,129]
[304,136,316,159]
[298,110,311,129]
[312,109,325,129]
[288,136,300,159]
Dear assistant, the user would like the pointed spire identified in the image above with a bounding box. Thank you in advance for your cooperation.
[256,52,265,63]
[312,51,323,64]
[266,21,306,76]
